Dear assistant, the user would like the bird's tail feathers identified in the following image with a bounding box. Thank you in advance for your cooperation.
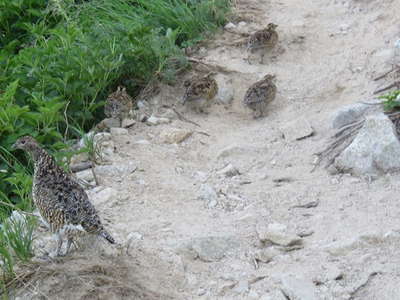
[99,230,115,244]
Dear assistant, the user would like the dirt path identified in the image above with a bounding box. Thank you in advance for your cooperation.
[18,0,400,299]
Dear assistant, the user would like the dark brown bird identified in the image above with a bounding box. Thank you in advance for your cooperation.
[182,73,218,113]
[247,23,279,64]
[243,74,277,118]
[104,86,133,125]
[12,136,115,257]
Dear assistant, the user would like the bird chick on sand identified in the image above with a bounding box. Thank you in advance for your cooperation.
[243,74,277,118]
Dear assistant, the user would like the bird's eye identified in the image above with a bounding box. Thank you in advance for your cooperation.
[21,140,26,144]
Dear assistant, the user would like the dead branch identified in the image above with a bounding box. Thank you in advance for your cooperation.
[161,104,201,127]
[187,58,241,74]
[70,161,93,173]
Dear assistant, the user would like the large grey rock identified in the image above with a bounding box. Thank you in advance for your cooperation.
[335,113,400,176]
[280,274,319,300]
[331,103,371,129]
[189,236,239,262]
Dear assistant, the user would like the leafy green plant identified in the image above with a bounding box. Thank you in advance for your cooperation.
[380,89,400,112]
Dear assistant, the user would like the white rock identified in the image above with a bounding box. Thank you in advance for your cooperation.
[254,247,280,263]
[160,128,192,144]
[121,118,136,128]
[335,113,400,176]
[217,164,240,177]
[99,118,121,129]
[280,274,319,300]
[256,223,302,247]
[147,115,171,125]
[282,117,314,141]
[331,103,371,129]
[110,127,128,136]
[224,22,237,29]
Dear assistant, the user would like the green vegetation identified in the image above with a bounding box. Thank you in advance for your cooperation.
[380,89,400,112]
[0,0,231,286]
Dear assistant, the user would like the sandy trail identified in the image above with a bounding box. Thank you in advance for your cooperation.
[16,0,400,299]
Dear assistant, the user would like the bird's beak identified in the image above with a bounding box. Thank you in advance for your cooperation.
[11,142,17,150]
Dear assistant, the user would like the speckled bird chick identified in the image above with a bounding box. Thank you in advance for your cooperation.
[104,86,133,125]
[13,136,115,257]
[243,74,277,118]
[182,73,218,113]
[247,23,279,64]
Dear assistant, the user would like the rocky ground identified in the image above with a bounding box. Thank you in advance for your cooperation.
[14,0,400,299]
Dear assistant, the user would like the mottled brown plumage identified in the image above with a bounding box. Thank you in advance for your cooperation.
[243,74,277,118]
[247,23,279,64]
[12,136,115,257]
[182,73,218,113]
[104,86,133,124]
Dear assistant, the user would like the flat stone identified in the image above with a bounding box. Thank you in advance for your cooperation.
[280,274,319,300]
[110,127,128,136]
[256,223,303,247]
[254,247,280,263]
[335,113,400,176]
[75,169,95,183]
[147,115,171,125]
[100,118,121,129]
[160,128,192,144]
[121,118,136,128]
[282,117,314,141]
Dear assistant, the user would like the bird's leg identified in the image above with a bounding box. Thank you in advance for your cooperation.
[260,52,265,64]
[65,237,74,256]
[54,233,63,257]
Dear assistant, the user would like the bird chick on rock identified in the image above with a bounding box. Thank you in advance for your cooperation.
[104,86,133,125]
[243,74,277,118]
[12,136,115,257]
[182,73,218,113]
[246,23,279,64]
